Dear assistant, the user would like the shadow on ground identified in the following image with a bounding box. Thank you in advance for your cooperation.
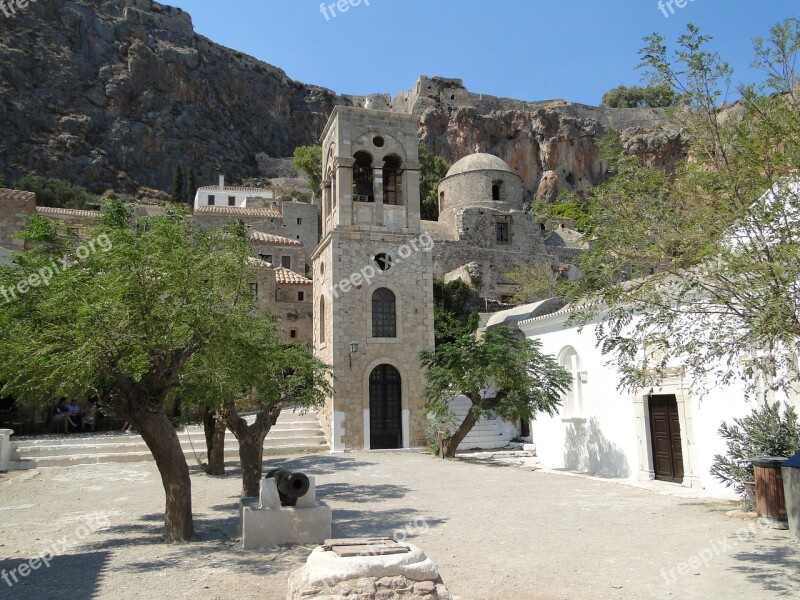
[729,542,800,595]
[0,552,111,600]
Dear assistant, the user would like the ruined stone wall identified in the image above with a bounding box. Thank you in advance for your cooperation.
[0,190,35,249]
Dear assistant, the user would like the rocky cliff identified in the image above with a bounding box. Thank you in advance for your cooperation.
[0,0,687,200]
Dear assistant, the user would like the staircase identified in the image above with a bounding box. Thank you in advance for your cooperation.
[449,396,515,450]
[10,410,328,469]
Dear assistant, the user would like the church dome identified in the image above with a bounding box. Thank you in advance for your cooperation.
[446,153,514,178]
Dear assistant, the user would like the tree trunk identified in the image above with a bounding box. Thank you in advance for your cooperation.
[443,404,480,458]
[135,412,194,542]
[226,404,282,497]
[202,407,227,476]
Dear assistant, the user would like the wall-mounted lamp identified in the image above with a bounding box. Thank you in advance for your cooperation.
[349,341,366,367]
[578,371,588,384]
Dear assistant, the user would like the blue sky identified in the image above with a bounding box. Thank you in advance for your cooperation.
[164,1,797,105]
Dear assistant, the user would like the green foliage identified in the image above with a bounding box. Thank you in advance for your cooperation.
[419,145,450,221]
[292,145,323,198]
[424,410,459,455]
[0,174,6,187]
[564,20,800,397]
[186,167,197,205]
[420,326,570,455]
[14,175,94,209]
[504,262,559,305]
[432,279,479,346]
[171,163,185,205]
[601,83,678,108]
[711,402,800,495]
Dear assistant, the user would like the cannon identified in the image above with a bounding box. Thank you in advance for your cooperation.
[265,469,311,507]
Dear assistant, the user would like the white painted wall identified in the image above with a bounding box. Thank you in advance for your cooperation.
[520,312,765,498]
[193,176,275,209]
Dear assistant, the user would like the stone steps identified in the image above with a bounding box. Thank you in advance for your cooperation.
[448,396,515,450]
[10,410,329,469]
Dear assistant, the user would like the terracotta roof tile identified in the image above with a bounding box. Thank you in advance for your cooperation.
[0,188,36,203]
[195,206,282,218]
[36,206,100,218]
[246,256,273,268]
[249,231,303,247]
[274,267,312,286]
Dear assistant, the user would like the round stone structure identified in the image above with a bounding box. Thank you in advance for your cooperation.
[437,152,525,216]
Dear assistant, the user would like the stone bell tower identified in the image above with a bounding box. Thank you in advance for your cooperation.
[312,107,435,451]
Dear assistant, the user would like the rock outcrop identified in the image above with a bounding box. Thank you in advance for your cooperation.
[0,1,688,200]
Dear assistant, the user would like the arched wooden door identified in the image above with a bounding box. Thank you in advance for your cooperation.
[369,365,402,449]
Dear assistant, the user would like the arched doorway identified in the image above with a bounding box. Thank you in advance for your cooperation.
[369,364,402,449]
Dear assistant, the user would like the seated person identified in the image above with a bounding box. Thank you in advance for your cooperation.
[67,399,82,429]
[52,399,77,433]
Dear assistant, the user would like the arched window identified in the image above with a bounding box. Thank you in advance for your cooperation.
[319,297,326,344]
[558,347,583,418]
[372,288,396,338]
[383,155,403,206]
[492,182,502,201]
[353,151,374,202]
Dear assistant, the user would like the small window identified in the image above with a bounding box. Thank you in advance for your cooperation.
[319,297,326,343]
[228,196,236,206]
[281,256,291,269]
[492,183,501,201]
[249,283,258,299]
[496,222,510,244]
[259,254,273,264]
[208,195,215,206]
[290,330,297,339]
[298,291,304,301]
[297,218,302,225]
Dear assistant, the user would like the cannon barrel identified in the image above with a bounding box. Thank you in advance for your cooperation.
[265,469,310,506]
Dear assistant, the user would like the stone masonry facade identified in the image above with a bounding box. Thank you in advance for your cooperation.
[313,107,435,451]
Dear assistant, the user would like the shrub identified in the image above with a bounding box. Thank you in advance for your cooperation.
[711,402,800,495]
[14,176,94,209]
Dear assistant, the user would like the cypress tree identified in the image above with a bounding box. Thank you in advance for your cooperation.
[171,164,185,204]
[186,167,197,205]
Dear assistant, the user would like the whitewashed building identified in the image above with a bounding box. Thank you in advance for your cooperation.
[193,175,275,209]
[516,303,799,498]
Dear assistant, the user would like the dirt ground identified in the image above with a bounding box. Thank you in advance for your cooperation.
[0,451,798,600]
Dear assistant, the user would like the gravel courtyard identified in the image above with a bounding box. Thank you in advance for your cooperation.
[1,451,798,600]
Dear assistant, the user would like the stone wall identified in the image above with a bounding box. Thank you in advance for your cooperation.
[0,189,35,249]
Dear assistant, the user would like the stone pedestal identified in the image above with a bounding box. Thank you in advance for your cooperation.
[240,476,331,549]
[287,542,453,599]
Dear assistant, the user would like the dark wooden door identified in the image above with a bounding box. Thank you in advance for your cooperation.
[369,365,402,450]
[648,395,684,483]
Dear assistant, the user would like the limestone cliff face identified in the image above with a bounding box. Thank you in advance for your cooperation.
[0,0,357,193]
[0,2,686,199]
[398,77,688,201]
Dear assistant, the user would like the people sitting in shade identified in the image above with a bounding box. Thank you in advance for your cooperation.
[67,399,82,429]
[52,399,77,433]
